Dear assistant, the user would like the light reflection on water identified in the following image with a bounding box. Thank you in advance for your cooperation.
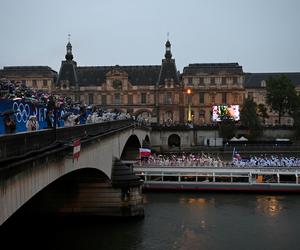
[256,195,284,217]
[2,192,300,250]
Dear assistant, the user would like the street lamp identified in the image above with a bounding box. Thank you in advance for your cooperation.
[187,88,192,122]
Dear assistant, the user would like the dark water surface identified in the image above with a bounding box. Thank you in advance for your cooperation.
[2,192,300,250]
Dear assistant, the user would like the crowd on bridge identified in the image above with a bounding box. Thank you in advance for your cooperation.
[140,152,300,168]
[0,78,149,134]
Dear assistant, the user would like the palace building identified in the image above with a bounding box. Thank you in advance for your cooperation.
[1,39,300,126]
[55,40,182,124]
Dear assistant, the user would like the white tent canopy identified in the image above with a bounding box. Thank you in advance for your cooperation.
[230,137,239,141]
[239,136,248,141]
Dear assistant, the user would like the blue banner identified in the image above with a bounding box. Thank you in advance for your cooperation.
[0,99,49,134]
[0,99,90,134]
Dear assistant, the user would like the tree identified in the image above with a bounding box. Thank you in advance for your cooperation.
[240,97,262,139]
[257,103,269,124]
[291,95,300,138]
[218,119,236,140]
[266,74,298,125]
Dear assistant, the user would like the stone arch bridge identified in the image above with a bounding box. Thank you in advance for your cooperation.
[0,120,150,226]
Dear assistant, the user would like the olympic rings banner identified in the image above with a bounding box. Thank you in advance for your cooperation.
[0,99,48,134]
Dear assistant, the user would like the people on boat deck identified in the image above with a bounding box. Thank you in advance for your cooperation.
[142,153,227,168]
[232,155,300,168]
[140,153,300,168]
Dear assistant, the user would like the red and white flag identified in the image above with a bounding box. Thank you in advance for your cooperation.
[73,139,81,159]
[139,148,151,158]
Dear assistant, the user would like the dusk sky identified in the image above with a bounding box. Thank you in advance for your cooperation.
[1,0,299,73]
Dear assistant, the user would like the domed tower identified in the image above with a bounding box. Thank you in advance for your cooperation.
[164,40,172,60]
[56,35,78,99]
[65,41,74,61]
[155,38,182,124]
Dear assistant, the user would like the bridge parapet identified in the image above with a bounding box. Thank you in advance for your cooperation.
[0,119,134,161]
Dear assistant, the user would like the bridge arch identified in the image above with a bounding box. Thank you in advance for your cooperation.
[168,134,181,148]
[120,134,141,160]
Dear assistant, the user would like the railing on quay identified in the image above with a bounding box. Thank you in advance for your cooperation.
[0,119,135,162]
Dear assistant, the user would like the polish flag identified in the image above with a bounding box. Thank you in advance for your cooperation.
[139,148,151,158]
[73,139,81,159]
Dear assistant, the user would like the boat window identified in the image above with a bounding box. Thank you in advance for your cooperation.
[232,177,249,183]
[181,176,197,182]
[163,176,179,182]
[148,176,163,181]
[197,177,213,182]
[215,177,231,182]
[279,174,296,184]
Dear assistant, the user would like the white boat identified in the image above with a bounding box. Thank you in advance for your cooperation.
[133,165,300,193]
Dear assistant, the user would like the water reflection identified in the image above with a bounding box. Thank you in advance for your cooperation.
[256,196,284,216]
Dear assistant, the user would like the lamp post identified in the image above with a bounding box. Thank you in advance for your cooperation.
[187,88,192,123]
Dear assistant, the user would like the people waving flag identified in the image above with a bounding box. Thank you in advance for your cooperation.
[139,148,151,158]
[232,147,242,161]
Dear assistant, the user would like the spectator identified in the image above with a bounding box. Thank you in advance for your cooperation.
[26,115,39,131]
[4,114,16,133]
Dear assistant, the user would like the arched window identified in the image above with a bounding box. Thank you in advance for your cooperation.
[168,134,181,148]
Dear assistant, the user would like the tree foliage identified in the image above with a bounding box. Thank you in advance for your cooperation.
[291,95,300,138]
[218,119,236,140]
[240,97,262,139]
[257,103,269,124]
[266,75,298,124]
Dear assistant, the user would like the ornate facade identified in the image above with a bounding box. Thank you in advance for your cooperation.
[181,63,245,125]
[2,40,299,126]
[55,40,183,124]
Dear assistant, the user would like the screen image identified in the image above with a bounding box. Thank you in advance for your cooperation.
[212,105,240,122]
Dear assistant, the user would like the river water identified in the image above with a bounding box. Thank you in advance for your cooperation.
[2,192,300,250]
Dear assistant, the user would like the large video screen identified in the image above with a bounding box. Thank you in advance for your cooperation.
[212,105,240,122]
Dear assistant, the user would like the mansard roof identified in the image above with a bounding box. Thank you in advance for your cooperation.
[245,72,300,88]
[56,61,78,86]
[183,63,244,75]
[157,58,180,85]
[75,65,161,86]
[0,66,57,78]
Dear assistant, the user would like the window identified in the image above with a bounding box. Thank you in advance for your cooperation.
[261,80,266,87]
[141,93,147,104]
[188,77,193,84]
[88,94,94,105]
[215,77,221,84]
[248,92,253,100]
[233,94,238,104]
[222,93,227,103]
[43,80,48,87]
[165,92,172,104]
[128,95,133,105]
[211,95,215,104]
[114,94,120,105]
[227,77,233,84]
[204,77,211,84]
[32,80,37,87]
[199,92,204,104]
[21,80,26,84]
[102,95,107,105]
[192,77,199,86]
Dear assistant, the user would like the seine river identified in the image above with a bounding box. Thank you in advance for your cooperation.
[2,192,300,250]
